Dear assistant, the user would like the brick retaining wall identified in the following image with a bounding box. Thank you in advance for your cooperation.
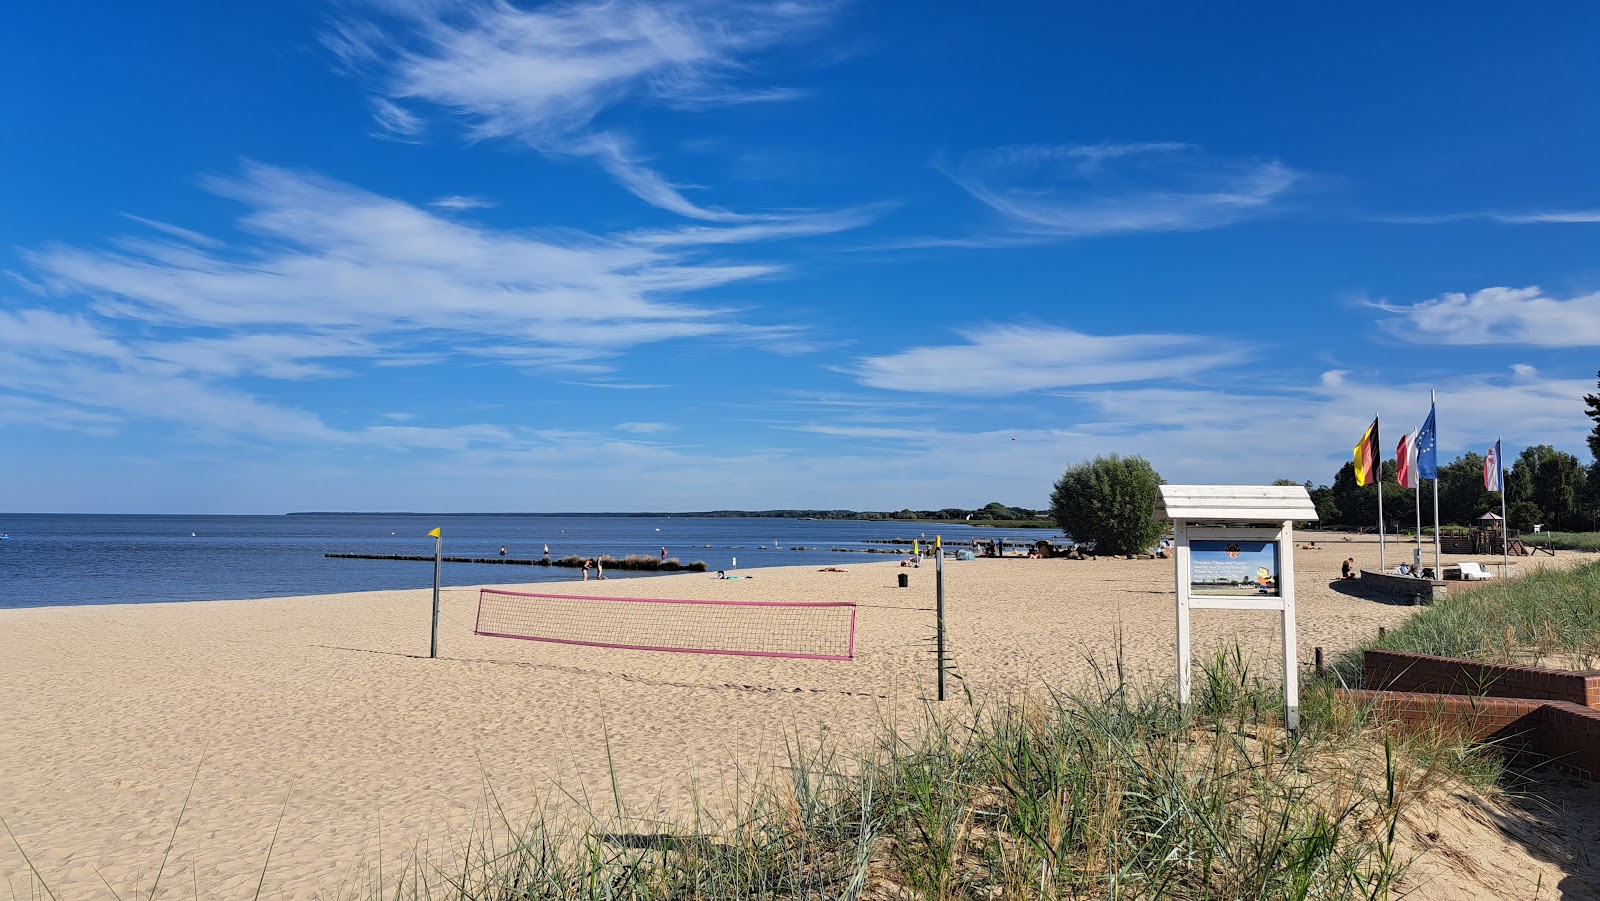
[1351,651,1600,779]
[1364,650,1600,707]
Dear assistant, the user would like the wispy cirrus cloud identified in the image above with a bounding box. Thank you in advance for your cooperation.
[930,143,1299,243]
[2,163,838,445]
[1376,209,1600,225]
[330,0,834,220]
[429,194,496,210]
[616,421,672,434]
[1377,285,1600,346]
[851,324,1247,394]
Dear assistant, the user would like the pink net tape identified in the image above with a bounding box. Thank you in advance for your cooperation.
[474,589,857,661]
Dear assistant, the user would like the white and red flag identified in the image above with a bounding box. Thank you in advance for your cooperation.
[1396,429,1420,489]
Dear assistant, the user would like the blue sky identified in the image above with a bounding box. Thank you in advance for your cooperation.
[4,2,1599,513]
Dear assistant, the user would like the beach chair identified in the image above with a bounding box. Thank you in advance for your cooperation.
[1458,562,1494,580]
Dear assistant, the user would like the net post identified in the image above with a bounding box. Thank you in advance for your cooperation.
[935,543,946,702]
[430,530,441,659]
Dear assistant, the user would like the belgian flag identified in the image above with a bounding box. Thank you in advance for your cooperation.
[1352,417,1380,487]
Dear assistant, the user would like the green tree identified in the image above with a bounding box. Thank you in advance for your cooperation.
[1049,454,1164,555]
[979,501,1021,520]
[1330,459,1414,532]
[1583,371,1600,524]
[1505,445,1587,531]
[1435,452,1499,527]
[1585,370,1600,463]
[1309,485,1340,525]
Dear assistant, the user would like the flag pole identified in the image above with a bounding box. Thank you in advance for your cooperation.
[1431,391,1441,577]
[1414,479,1422,572]
[429,527,442,659]
[1375,413,1385,573]
[1499,437,1509,577]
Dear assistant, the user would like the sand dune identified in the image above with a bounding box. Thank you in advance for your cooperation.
[0,533,1589,898]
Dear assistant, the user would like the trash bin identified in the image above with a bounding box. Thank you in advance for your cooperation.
[897,573,909,588]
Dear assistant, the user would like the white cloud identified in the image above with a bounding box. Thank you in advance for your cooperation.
[25,164,778,352]
[940,143,1299,240]
[616,421,671,434]
[363,0,826,141]
[1379,285,1600,346]
[1493,210,1600,224]
[1377,209,1600,225]
[372,98,425,138]
[429,194,496,210]
[764,367,1591,494]
[1058,367,1592,485]
[333,0,837,220]
[4,163,851,446]
[851,324,1248,394]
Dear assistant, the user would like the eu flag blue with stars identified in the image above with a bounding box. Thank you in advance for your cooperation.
[1416,404,1438,480]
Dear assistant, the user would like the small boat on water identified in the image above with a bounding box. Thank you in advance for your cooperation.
[0,534,10,540]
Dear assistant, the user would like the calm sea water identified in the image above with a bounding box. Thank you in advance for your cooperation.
[0,514,1059,608]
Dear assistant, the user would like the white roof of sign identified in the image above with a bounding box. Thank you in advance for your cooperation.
[1153,485,1318,523]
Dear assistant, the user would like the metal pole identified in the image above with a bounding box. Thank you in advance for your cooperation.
[1500,437,1510,577]
[1414,480,1422,573]
[935,544,946,702]
[1375,414,1385,573]
[430,529,441,659]
[1431,391,1441,576]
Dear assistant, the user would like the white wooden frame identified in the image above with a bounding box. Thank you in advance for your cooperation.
[1173,522,1299,730]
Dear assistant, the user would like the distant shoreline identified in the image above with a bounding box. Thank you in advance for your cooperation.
[287,511,1057,527]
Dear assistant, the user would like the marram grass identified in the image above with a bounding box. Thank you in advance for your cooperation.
[1371,558,1600,667]
[10,648,1501,900]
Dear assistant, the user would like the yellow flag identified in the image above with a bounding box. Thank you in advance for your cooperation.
[427,527,440,538]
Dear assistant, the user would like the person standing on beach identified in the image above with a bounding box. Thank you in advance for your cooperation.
[597,558,604,579]
[582,558,591,581]
[660,546,667,562]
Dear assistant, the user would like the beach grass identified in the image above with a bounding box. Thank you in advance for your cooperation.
[1532,531,1600,552]
[1367,559,1600,667]
[349,652,1495,899]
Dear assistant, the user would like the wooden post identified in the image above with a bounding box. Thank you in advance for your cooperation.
[1174,520,1191,714]
[1278,520,1299,733]
[1314,647,1324,677]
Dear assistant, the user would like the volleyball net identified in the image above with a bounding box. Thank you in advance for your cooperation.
[474,589,857,661]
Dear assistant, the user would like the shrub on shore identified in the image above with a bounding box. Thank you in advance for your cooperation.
[1048,454,1165,556]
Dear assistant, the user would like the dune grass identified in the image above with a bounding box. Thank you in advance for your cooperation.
[7,644,1503,900]
[1369,559,1600,667]
[1533,531,1600,552]
[354,650,1494,900]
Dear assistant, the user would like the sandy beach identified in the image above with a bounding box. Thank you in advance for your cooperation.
[1,532,1591,898]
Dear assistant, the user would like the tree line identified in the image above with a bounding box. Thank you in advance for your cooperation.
[1048,373,1600,551]
[1298,372,1600,532]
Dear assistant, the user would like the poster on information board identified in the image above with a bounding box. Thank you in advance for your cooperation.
[1188,539,1280,597]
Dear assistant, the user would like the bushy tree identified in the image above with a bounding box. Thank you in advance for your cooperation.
[1583,371,1600,524]
[1329,459,1415,531]
[1506,445,1587,531]
[1049,454,1164,555]
[1436,452,1498,526]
